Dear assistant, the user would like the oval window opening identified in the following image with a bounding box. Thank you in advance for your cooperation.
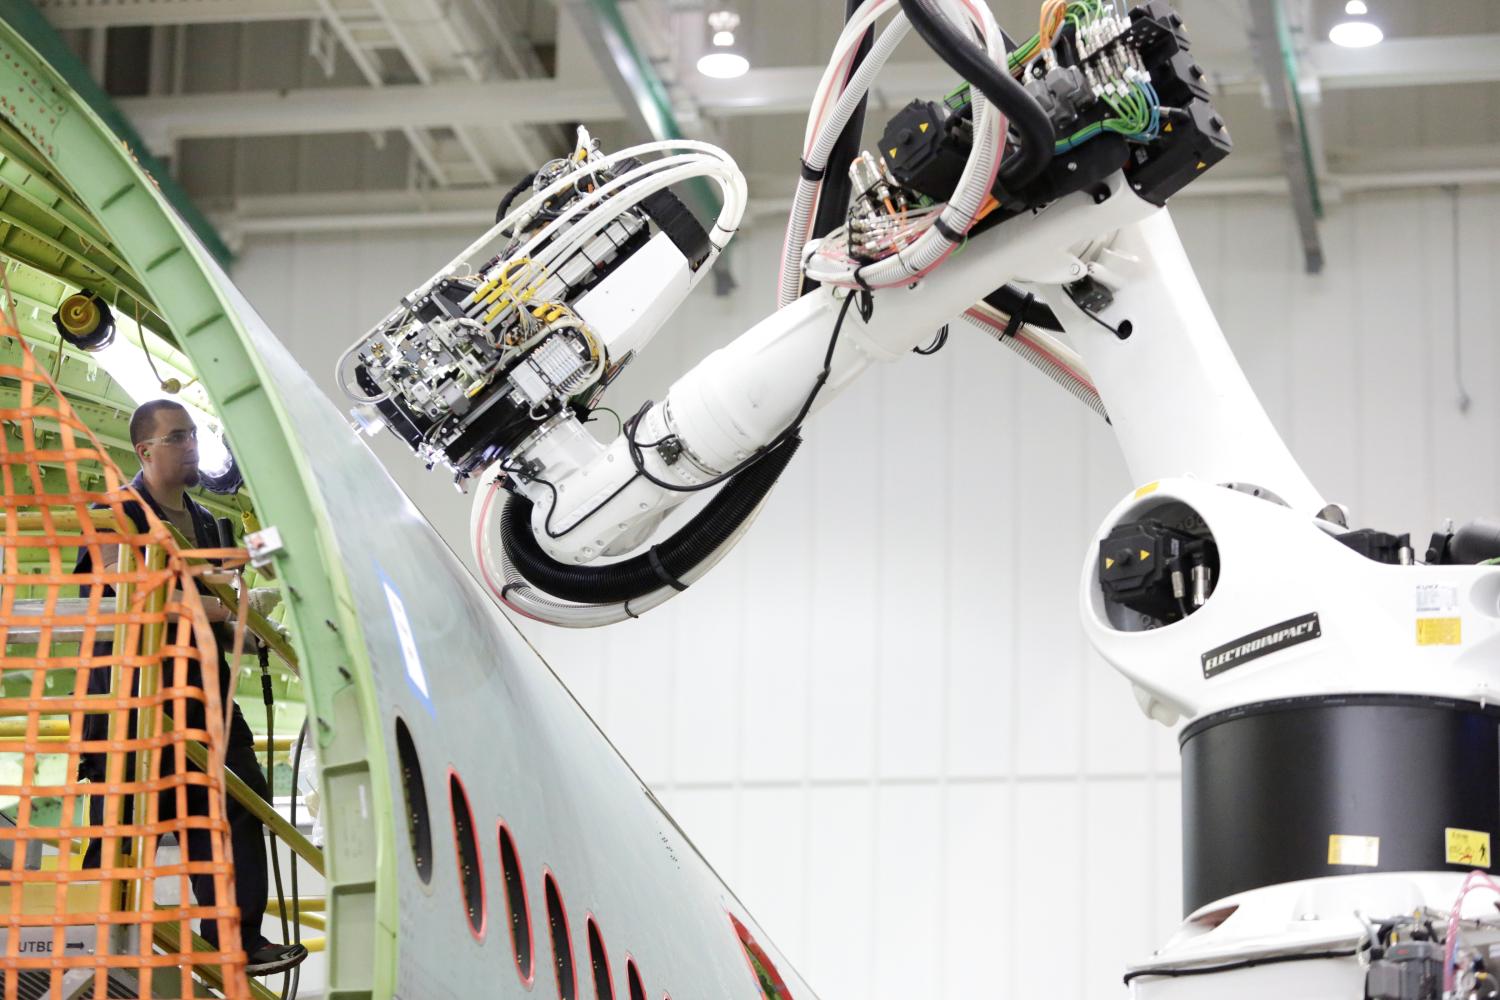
[587,917,615,1000]
[729,913,795,1000]
[394,717,433,884]
[626,958,645,1000]
[449,772,485,939]
[545,872,576,1000]
[499,823,534,983]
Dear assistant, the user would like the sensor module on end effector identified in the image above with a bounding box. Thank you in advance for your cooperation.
[335,128,746,484]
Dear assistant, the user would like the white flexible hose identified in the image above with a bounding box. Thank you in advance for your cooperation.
[480,153,742,329]
[416,137,744,306]
[504,154,738,289]
[780,0,1008,301]
[778,11,914,307]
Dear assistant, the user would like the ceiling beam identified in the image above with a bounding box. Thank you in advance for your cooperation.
[212,157,1500,237]
[1245,0,1323,274]
[0,0,233,265]
[35,0,322,28]
[117,79,623,153]
[115,30,1500,151]
[1309,34,1500,90]
[560,0,719,221]
[38,0,1500,96]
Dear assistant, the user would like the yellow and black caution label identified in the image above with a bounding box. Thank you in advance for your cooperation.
[1327,834,1380,867]
[1446,828,1491,868]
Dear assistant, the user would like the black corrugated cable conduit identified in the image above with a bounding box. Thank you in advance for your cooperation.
[500,438,801,606]
[494,171,537,224]
[897,0,1054,188]
[614,157,714,270]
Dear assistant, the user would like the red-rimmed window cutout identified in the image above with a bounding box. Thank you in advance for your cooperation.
[448,771,486,939]
[395,717,433,884]
[545,872,577,1000]
[587,916,615,1000]
[499,823,535,984]
[626,958,645,1000]
[729,913,794,1000]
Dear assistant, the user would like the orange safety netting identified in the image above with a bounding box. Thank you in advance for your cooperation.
[0,317,249,998]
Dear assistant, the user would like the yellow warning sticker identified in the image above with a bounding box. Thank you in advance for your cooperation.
[1416,617,1462,646]
[1327,834,1380,867]
[1139,549,1151,561]
[919,121,929,133]
[1446,828,1491,868]
[1104,557,1115,569]
[1134,481,1160,499]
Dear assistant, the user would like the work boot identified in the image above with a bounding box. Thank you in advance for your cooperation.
[245,941,308,977]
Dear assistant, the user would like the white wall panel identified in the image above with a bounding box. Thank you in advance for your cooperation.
[874,785,943,1000]
[234,185,1500,999]
[942,782,1010,997]
[805,784,876,997]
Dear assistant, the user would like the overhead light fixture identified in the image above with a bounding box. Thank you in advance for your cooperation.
[1329,1,1382,47]
[697,10,749,79]
[53,292,115,353]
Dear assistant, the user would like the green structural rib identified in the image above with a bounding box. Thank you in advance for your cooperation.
[0,18,398,997]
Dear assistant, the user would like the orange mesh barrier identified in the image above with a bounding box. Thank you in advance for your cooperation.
[0,316,249,999]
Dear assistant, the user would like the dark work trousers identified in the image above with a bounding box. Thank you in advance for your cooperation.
[73,480,270,952]
[82,702,271,952]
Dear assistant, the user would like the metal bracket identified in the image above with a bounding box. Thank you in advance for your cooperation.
[245,525,285,569]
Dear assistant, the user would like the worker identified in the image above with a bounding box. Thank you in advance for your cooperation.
[75,399,306,978]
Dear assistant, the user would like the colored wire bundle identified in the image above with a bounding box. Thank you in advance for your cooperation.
[1055,80,1161,152]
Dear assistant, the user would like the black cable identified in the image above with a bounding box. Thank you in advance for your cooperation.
[1122,947,1363,985]
[288,719,306,1000]
[501,462,644,541]
[897,0,1054,187]
[585,406,623,437]
[257,645,292,1000]
[494,172,537,225]
[913,324,949,355]
[625,291,857,494]
[501,437,800,606]
[1064,286,1132,340]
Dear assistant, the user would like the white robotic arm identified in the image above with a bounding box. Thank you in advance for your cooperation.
[344,0,1500,994]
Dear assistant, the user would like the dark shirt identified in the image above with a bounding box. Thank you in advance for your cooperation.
[74,473,234,779]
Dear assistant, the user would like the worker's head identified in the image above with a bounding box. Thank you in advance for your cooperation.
[130,400,199,488]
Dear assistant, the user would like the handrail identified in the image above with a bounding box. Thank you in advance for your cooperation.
[0,509,299,674]
[268,896,324,913]
[152,911,283,1000]
[0,508,119,532]
[179,729,326,877]
[157,521,299,675]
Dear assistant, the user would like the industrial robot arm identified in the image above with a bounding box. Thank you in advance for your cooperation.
[336,0,1270,630]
